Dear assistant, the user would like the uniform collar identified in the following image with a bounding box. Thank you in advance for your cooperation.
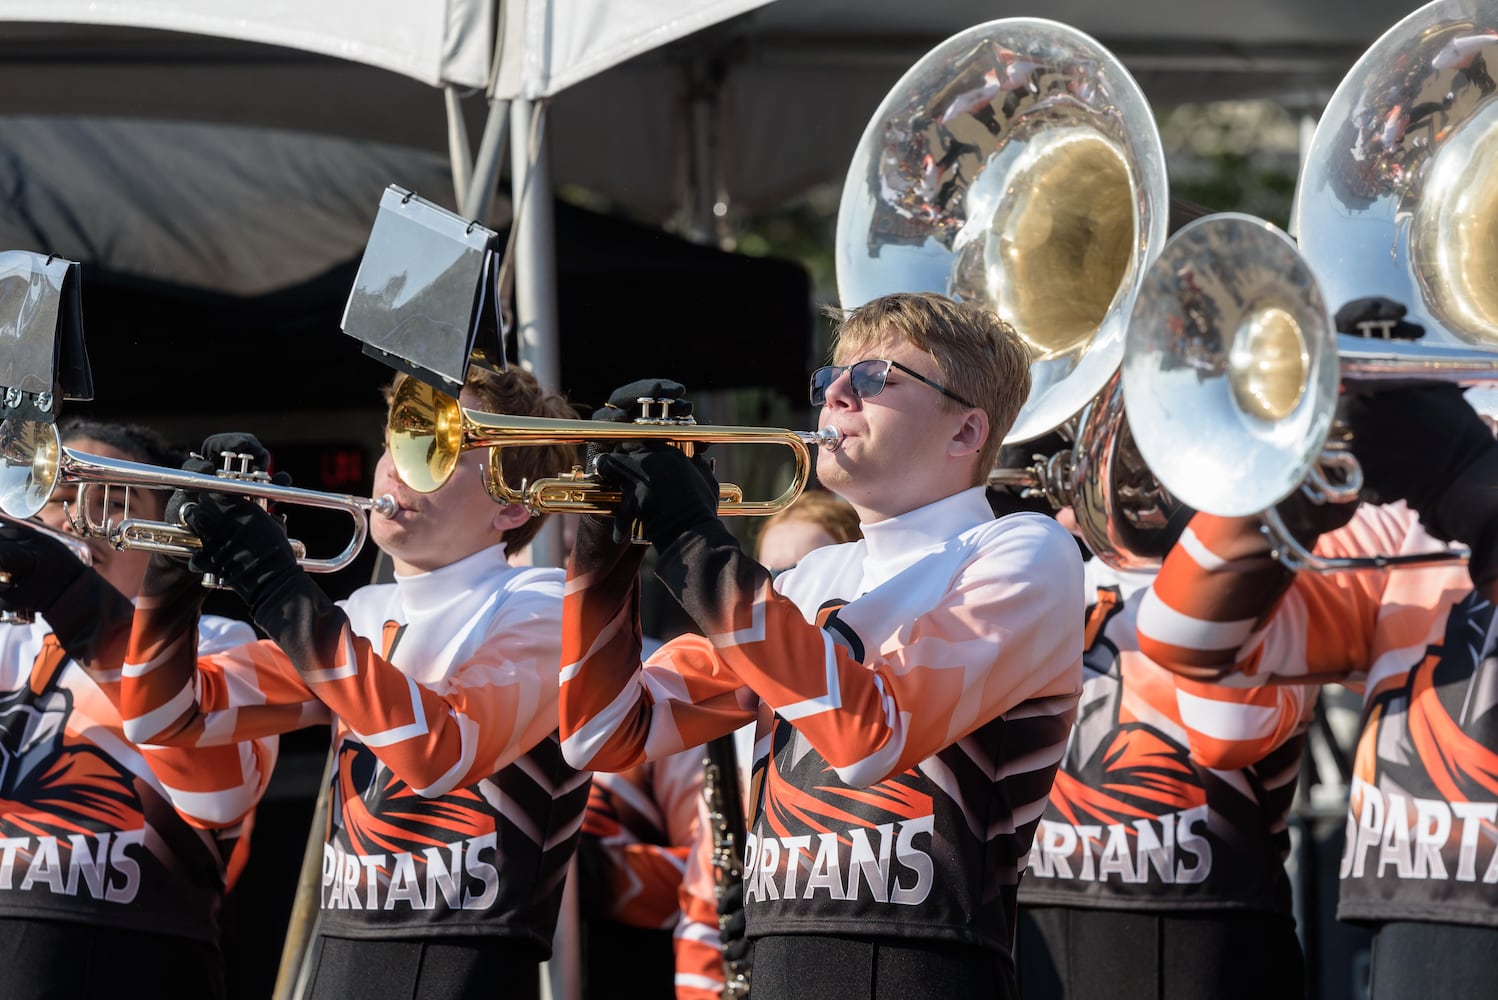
[392,542,512,615]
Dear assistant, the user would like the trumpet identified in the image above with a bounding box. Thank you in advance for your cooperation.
[386,378,841,517]
[0,417,394,574]
[0,510,94,625]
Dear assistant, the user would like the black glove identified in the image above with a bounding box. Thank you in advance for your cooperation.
[182,493,304,614]
[1342,383,1498,584]
[1334,296,1425,340]
[586,378,708,546]
[601,379,693,421]
[167,432,289,530]
[587,378,694,468]
[1272,487,1359,547]
[594,444,721,551]
[0,521,89,615]
[717,874,751,970]
[0,521,134,666]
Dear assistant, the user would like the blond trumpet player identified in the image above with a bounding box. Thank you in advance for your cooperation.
[114,368,590,1000]
[0,418,267,1000]
[559,292,1084,1000]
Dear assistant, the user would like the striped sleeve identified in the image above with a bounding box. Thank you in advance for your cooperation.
[1170,670,1315,770]
[58,567,282,831]
[121,561,565,799]
[559,519,759,773]
[133,619,280,829]
[580,749,702,929]
[675,792,728,1000]
[562,516,1084,788]
[1138,506,1420,684]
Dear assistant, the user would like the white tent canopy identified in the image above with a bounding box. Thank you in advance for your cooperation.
[0,0,1428,222]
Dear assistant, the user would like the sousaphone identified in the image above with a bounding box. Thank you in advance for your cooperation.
[835,17,1173,567]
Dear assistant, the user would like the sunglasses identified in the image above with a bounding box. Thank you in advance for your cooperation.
[809,358,976,409]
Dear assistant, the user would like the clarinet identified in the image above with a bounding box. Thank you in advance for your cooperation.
[703,734,750,999]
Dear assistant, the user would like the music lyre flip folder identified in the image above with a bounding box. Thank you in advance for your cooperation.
[341,185,507,396]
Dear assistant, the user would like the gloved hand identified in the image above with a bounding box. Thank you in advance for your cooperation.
[182,494,304,614]
[0,521,89,615]
[1342,383,1498,584]
[599,379,694,422]
[585,379,707,546]
[167,432,289,530]
[594,443,721,551]
[1272,486,1359,547]
[717,874,751,972]
[587,378,694,469]
[1334,296,1425,340]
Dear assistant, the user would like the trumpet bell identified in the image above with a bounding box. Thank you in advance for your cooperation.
[1294,0,1498,348]
[1122,214,1339,517]
[835,16,1168,444]
[0,418,61,519]
[388,378,464,494]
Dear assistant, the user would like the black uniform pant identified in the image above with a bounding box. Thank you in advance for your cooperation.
[306,933,543,1000]
[0,917,225,1000]
[750,933,1016,1000]
[1016,905,1304,1000]
[1369,920,1498,1000]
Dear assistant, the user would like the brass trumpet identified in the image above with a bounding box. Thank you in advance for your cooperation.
[0,510,94,625]
[0,418,394,574]
[386,379,841,516]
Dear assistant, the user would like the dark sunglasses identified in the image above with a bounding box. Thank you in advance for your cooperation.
[809,358,976,409]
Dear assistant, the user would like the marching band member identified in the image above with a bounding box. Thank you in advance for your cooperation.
[0,419,268,1000]
[1137,301,1498,996]
[1012,519,1308,999]
[558,291,1084,1000]
[114,368,590,1000]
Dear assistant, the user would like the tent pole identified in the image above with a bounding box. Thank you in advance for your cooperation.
[509,98,566,580]
[511,99,577,1000]
[445,85,475,209]
[462,97,511,222]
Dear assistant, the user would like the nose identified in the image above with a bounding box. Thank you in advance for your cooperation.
[821,367,860,410]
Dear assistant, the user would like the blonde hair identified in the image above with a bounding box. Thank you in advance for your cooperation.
[385,368,579,552]
[824,292,1030,483]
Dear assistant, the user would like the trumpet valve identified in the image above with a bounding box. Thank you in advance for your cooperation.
[632,397,697,426]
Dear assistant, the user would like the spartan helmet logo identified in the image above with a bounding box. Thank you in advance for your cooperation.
[0,683,71,797]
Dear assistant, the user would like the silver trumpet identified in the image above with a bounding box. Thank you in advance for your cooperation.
[0,417,394,576]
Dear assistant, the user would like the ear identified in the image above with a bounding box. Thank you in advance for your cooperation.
[491,503,532,536]
[948,407,989,461]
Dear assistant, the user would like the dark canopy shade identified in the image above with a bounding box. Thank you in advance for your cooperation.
[0,117,812,420]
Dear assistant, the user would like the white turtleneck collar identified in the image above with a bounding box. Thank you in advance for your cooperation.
[390,542,513,616]
[858,486,995,586]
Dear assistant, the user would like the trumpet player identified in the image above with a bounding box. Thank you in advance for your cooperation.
[559,291,1085,1000]
[1136,298,1498,997]
[0,418,268,1000]
[114,367,590,1000]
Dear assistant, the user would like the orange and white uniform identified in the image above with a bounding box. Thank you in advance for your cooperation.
[1137,503,1498,925]
[561,487,1084,962]
[0,600,266,944]
[577,751,702,931]
[1019,559,1308,915]
[117,543,589,948]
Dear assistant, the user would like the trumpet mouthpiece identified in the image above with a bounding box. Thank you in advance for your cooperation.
[815,426,842,453]
[370,494,398,519]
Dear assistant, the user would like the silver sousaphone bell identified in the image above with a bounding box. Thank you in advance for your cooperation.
[834,16,1175,568]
